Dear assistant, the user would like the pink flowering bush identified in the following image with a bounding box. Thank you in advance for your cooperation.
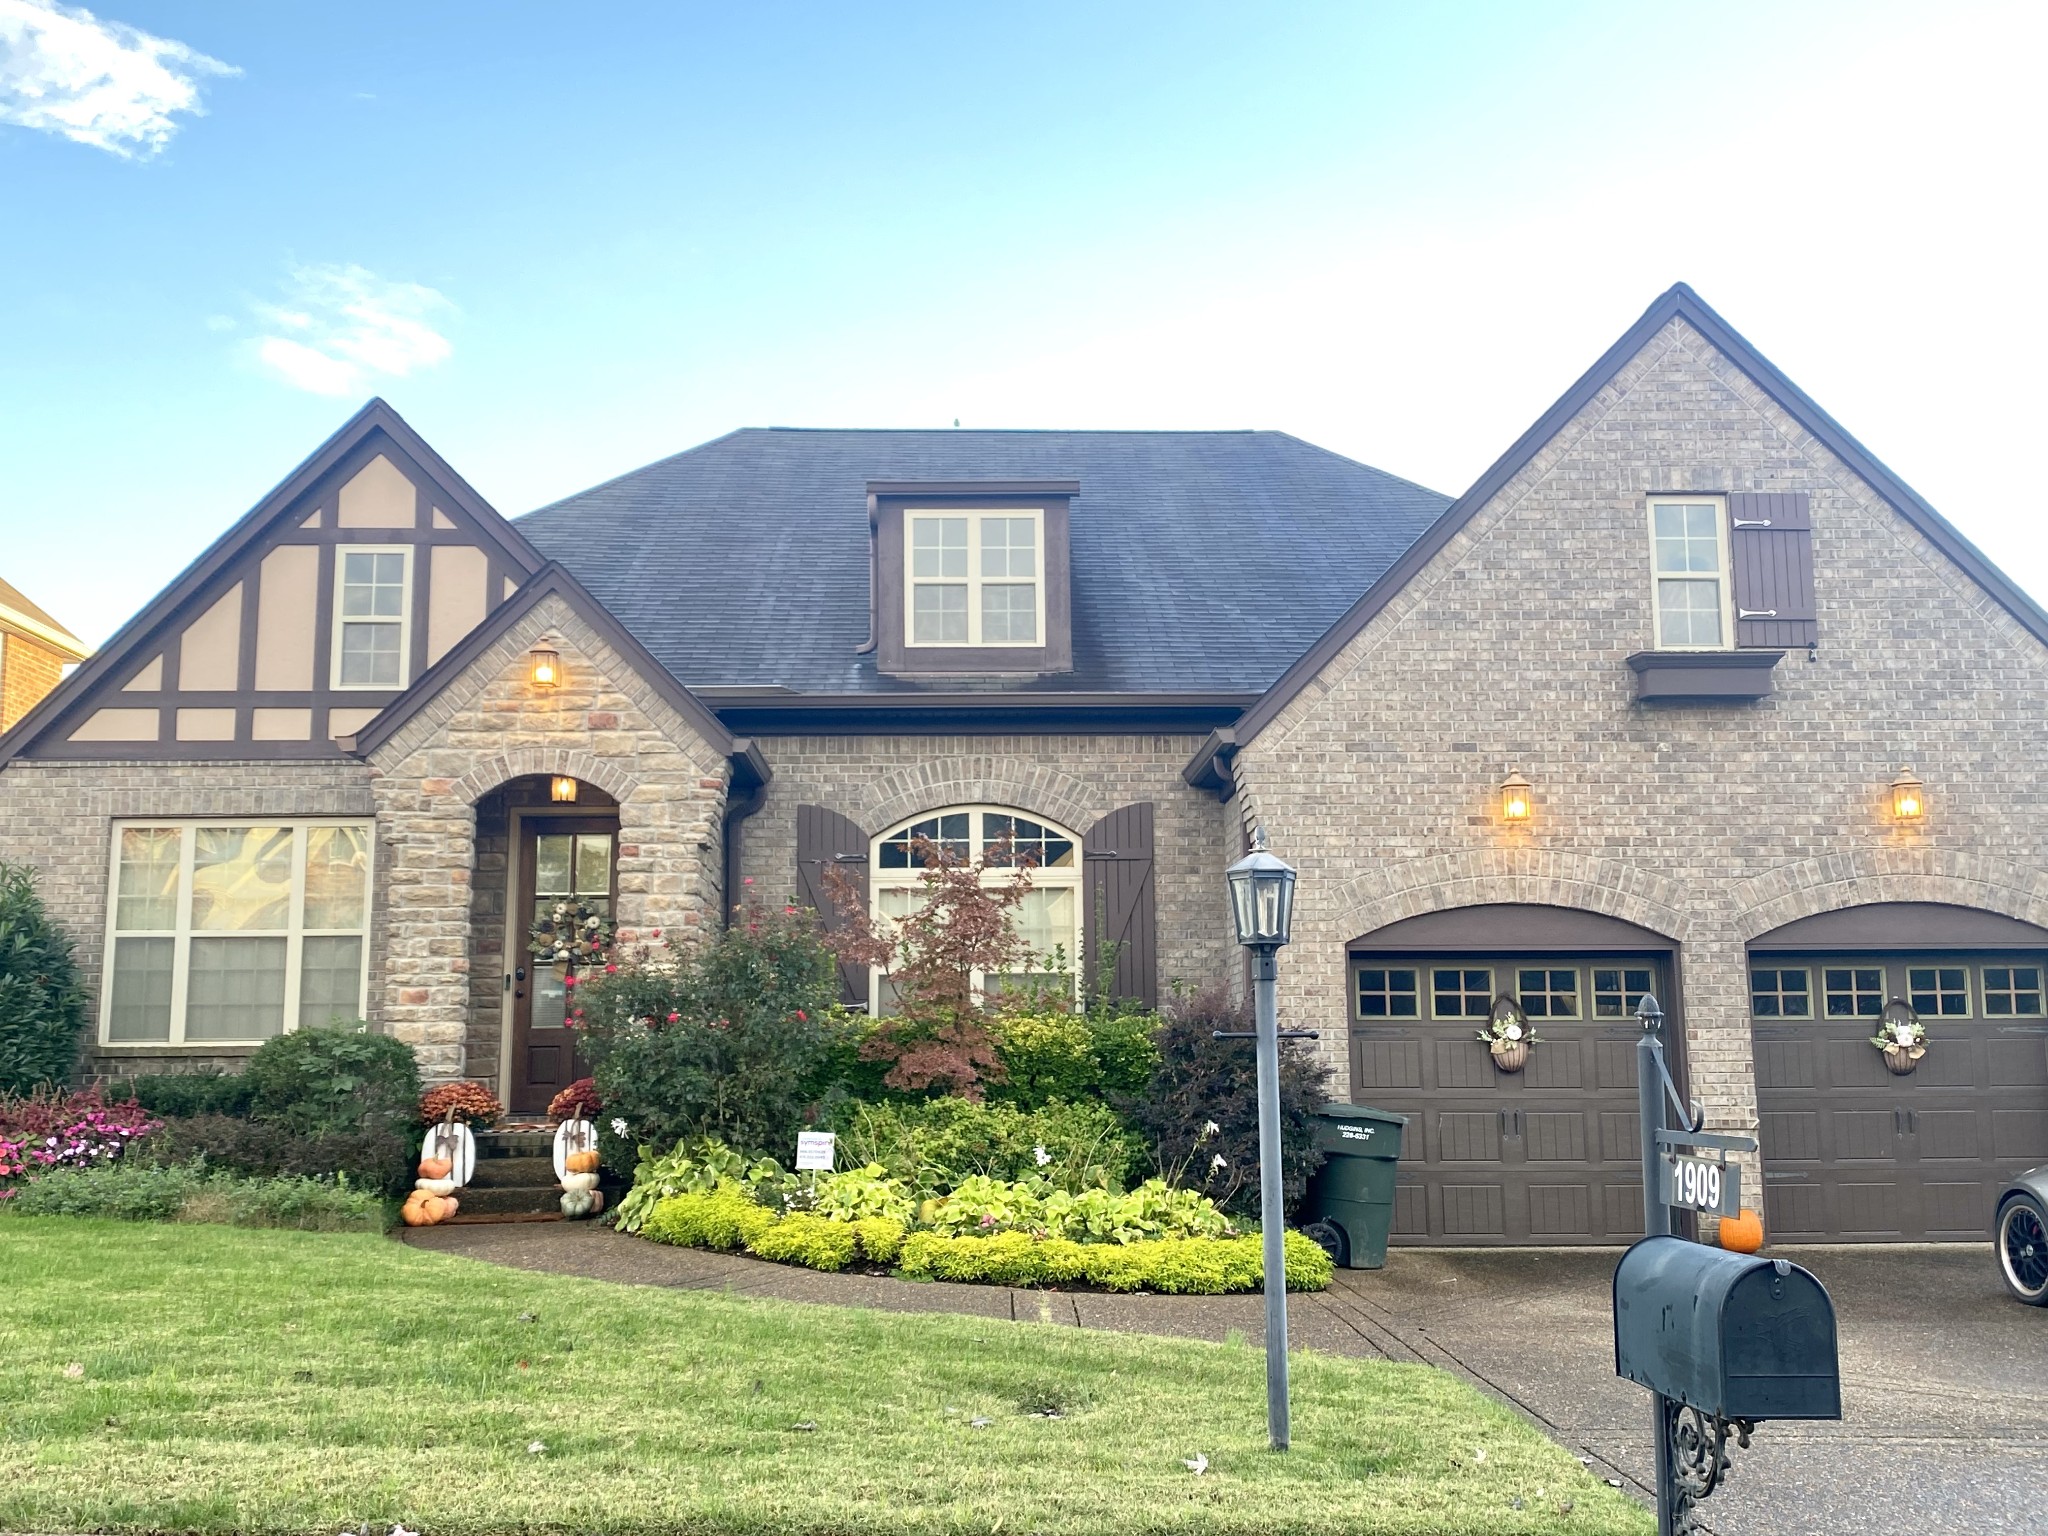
[0,1086,160,1196]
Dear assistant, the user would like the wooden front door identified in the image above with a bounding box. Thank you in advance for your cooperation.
[510,815,617,1114]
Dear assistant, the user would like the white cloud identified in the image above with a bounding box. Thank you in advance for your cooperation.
[249,264,456,397]
[0,0,235,157]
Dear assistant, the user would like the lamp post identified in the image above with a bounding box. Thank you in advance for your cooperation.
[1225,826,1298,1451]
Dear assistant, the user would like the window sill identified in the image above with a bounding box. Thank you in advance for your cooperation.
[92,1042,266,1056]
[1626,649,1783,701]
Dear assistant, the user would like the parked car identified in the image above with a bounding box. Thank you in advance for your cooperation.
[1996,1167,2048,1306]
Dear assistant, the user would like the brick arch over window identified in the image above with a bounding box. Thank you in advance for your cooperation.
[1733,849,2048,941]
[454,749,642,808]
[1325,848,1693,949]
[852,759,1103,841]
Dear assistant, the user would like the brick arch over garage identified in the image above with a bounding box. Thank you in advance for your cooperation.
[851,758,1104,840]
[1325,848,1693,949]
[454,749,642,808]
[1732,849,2048,941]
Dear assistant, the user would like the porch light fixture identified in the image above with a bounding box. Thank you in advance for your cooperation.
[550,775,578,804]
[1500,769,1532,823]
[1890,767,1924,821]
[1226,827,1297,949]
[528,643,561,689]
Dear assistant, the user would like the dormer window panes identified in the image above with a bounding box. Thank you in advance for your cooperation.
[907,511,1041,647]
[333,547,412,688]
[1648,497,1731,650]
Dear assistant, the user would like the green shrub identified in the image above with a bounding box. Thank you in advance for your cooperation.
[0,1163,384,1232]
[641,1188,779,1251]
[897,1229,1333,1294]
[242,1025,421,1136]
[137,1112,416,1199]
[833,1096,1140,1193]
[579,908,840,1165]
[0,862,86,1095]
[850,1215,906,1264]
[807,1162,915,1223]
[989,1011,1162,1110]
[746,1211,858,1271]
[1039,1179,1237,1243]
[613,1139,787,1234]
[118,1071,255,1119]
[1131,983,1331,1220]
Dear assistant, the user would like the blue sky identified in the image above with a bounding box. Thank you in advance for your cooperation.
[3,1,2044,647]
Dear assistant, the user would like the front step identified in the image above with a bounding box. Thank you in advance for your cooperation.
[434,1121,614,1221]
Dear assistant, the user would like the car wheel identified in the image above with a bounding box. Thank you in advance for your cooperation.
[1302,1219,1348,1268]
[1997,1193,2048,1306]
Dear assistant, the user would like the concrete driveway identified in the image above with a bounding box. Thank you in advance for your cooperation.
[1326,1244,2047,1536]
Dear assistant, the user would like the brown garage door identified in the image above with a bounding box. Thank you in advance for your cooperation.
[1753,952,2048,1240]
[1350,952,1667,1245]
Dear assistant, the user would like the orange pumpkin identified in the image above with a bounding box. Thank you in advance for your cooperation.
[1719,1208,1765,1253]
[565,1149,601,1175]
[418,1156,453,1180]
[400,1194,432,1227]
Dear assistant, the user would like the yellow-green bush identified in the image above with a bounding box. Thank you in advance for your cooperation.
[850,1215,906,1263]
[640,1188,777,1251]
[747,1211,858,1271]
[897,1228,1332,1294]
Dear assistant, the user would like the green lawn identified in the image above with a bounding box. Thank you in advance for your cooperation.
[0,1219,1649,1536]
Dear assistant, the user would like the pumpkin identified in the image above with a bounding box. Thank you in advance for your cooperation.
[587,1190,605,1214]
[565,1149,602,1175]
[417,1156,453,1180]
[560,1171,600,1194]
[560,1189,595,1218]
[414,1176,457,1197]
[1719,1208,1765,1253]
[400,1194,433,1227]
[439,1195,459,1218]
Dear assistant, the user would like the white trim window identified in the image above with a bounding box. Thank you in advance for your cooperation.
[332,546,413,688]
[101,821,373,1046]
[868,804,1080,1011]
[1648,496,1733,649]
[905,511,1044,647]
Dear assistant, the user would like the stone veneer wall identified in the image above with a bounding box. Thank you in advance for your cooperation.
[366,594,730,1080]
[1232,315,2048,1184]
[0,758,376,1078]
[739,733,1236,998]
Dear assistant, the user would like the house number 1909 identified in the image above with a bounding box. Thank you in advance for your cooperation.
[1659,1152,1739,1216]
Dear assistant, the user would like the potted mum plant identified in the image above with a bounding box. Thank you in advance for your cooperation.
[1477,995,1539,1072]
[1872,999,1927,1075]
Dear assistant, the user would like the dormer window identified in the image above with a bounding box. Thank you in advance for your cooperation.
[907,511,1043,646]
[870,480,1074,678]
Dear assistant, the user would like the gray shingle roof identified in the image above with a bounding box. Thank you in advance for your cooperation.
[515,428,1450,695]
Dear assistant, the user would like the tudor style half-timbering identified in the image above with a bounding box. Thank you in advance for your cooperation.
[6,283,2044,1246]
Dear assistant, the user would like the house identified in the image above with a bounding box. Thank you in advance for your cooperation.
[4,283,2044,1248]
[0,577,89,731]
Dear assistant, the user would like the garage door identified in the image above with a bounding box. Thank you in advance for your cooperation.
[1350,953,1666,1245]
[1753,952,2048,1240]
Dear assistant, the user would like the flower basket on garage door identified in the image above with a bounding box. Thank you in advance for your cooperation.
[1478,995,1539,1073]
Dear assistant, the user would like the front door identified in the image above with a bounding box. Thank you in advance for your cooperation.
[510,816,617,1114]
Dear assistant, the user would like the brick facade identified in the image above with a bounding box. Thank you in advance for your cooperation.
[1231,316,2048,1186]
[739,733,1236,997]
[1,630,70,732]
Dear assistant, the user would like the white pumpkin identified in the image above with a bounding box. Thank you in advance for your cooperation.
[414,1176,458,1197]
[560,1171,601,1194]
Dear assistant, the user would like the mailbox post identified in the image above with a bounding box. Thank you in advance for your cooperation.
[1624,994,1841,1534]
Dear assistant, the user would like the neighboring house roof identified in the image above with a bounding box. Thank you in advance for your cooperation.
[1230,282,2048,749]
[0,575,88,659]
[515,429,1452,696]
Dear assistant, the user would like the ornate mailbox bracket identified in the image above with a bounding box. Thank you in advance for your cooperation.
[1666,1402,1754,1532]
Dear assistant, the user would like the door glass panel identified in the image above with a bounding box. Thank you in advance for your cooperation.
[531,968,568,1030]
[190,826,294,932]
[534,835,572,896]
[575,835,613,899]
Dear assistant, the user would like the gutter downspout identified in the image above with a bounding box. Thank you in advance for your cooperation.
[854,492,879,655]
[721,738,772,929]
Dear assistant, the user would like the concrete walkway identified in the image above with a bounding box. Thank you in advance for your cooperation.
[405,1224,2047,1535]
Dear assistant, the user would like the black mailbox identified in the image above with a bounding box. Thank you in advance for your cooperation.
[1613,1235,1841,1422]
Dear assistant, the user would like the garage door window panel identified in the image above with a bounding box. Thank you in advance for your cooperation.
[1432,968,1493,1019]
[1908,966,1971,1017]
[1750,967,1812,1018]
[1355,967,1420,1019]
[1982,965,2043,1017]
[1592,966,1654,1018]
[1518,967,1580,1019]
[1823,967,1884,1018]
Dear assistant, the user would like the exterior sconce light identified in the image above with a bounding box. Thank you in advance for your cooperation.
[1226,826,1298,950]
[1890,767,1924,821]
[1500,769,1532,823]
[529,643,561,689]
[550,775,578,804]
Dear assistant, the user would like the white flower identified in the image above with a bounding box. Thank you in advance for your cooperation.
[1200,1121,1220,1139]
[1503,1022,1524,1041]
[1032,1145,1051,1167]
[611,1118,630,1139]
[1210,1153,1227,1171]
[1182,1453,1209,1475]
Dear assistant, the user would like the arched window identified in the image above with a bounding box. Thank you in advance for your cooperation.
[868,805,1083,1011]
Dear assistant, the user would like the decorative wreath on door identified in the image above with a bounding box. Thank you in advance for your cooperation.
[529,898,614,969]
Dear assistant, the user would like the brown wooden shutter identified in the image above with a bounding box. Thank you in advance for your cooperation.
[794,804,869,1006]
[1729,492,1816,649]
[1082,802,1156,1007]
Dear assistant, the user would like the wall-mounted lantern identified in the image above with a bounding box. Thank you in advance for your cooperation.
[1890,767,1925,822]
[1500,769,1532,823]
[550,775,578,804]
[529,643,562,689]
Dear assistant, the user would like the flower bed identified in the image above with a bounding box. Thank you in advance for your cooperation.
[0,1088,159,1192]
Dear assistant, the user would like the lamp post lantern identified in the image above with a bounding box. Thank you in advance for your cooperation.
[1225,826,1298,1450]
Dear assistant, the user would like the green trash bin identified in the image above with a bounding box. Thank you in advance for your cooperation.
[1300,1104,1407,1269]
